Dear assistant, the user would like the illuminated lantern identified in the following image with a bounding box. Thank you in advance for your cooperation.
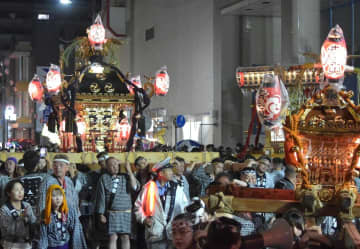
[87,14,106,50]
[154,66,169,96]
[117,119,131,140]
[28,74,44,101]
[128,75,142,95]
[321,24,347,80]
[144,181,158,216]
[46,64,62,94]
[256,74,289,128]
[235,67,244,87]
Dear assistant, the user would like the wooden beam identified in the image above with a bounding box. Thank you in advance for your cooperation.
[205,186,360,217]
[203,196,360,217]
[206,185,296,200]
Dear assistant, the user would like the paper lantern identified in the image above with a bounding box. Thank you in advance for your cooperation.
[28,75,44,101]
[128,75,142,95]
[235,67,244,87]
[117,119,131,140]
[321,24,347,80]
[87,14,106,49]
[46,64,62,94]
[256,74,289,128]
[144,181,158,217]
[154,66,169,96]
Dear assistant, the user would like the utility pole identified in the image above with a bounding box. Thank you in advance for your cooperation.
[0,62,7,149]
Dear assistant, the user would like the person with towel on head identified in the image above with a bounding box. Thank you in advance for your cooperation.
[134,157,189,249]
[38,154,79,214]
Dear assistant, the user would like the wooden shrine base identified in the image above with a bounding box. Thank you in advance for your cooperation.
[205,185,360,217]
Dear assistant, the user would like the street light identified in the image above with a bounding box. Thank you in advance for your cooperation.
[60,0,72,5]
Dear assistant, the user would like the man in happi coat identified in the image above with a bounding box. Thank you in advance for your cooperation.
[95,156,139,249]
[134,157,189,249]
[38,154,79,214]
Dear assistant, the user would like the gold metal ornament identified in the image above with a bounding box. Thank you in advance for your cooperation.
[89,83,100,93]
[104,83,115,93]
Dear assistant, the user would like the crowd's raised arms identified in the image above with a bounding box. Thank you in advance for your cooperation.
[0,148,350,249]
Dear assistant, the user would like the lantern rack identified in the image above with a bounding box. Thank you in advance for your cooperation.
[236,65,324,89]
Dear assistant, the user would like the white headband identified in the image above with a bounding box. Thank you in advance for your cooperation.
[53,158,70,164]
[98,155,109,162]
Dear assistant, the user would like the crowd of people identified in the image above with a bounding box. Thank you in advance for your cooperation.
[0,146,354,249]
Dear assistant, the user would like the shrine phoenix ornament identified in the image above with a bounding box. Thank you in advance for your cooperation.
[256,74,289,129]
[28,74,44,101]
[87,14,107,50]
[321,24,347,80]
[154,66,170,96]
[46,64,62,94]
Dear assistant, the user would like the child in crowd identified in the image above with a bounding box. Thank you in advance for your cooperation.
[0,179,36,249]
[39,184,87,249]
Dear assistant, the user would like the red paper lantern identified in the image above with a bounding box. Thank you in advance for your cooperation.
[236,67,244,87]
[117,119,131,140]
[321,24,347,80]
[256,74,289,128]
[46,64,62,93]
[28,75,44,101]
[87,15,106,49]
[154,66,170,96]
[128,75,142,95]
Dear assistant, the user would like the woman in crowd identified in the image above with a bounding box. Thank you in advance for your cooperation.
[0,157,21,204]
[134,156,151,187]
[39,184,87,249]
[38,157,50,175]
[0,179,36,249]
